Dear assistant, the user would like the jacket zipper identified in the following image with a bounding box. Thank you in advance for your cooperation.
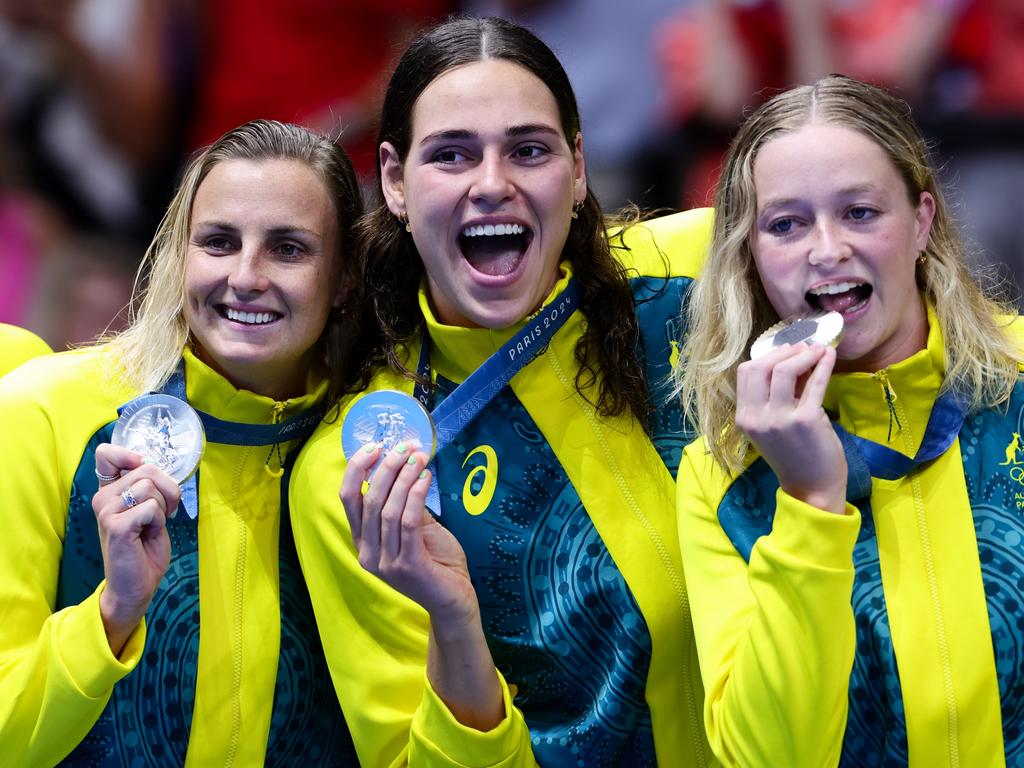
[881,372,961,764]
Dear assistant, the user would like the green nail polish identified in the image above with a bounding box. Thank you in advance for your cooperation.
[407,456,417,465]
[363,443,375,453]
[396,442,408,454]
[418,470,427,479]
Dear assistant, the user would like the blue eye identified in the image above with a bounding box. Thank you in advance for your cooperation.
[204,236,233,252]
[848,206,876,221]
[271,241,308,260]
[767,217,795,235]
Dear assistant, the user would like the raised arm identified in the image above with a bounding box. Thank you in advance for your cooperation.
[0,369,177,765]
[677,344,861,766]
[290,423,540,768]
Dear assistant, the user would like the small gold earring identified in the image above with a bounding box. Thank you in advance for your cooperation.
[571,200,583,220]
[397,212,411,232]
[917,251,928,265]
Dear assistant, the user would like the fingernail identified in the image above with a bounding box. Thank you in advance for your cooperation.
[418,470,427,479]
[396,442,408,454]
[363,443,375,453]
[407,456,416,465]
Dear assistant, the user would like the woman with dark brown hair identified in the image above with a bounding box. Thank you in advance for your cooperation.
[290,15,716,768]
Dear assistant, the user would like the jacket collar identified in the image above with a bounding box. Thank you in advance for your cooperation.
[823,303,943,448]
[416,263,580,383]
[181,346,327,424]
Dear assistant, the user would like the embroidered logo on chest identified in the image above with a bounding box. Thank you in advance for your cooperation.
[462,444,499,515]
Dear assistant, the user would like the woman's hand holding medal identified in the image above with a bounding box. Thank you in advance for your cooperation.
[340,442,504,729]
[341,443,480,626]
[92,443,179,655]
[736,342,848,515]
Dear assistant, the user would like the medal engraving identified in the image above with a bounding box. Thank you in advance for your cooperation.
[112,394,205,484]
[342,390,437,463]
[750,310,845,360]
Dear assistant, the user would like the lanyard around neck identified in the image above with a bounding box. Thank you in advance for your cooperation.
[142,363,324,519]
[834,388,967,501]
[413,279,580,512]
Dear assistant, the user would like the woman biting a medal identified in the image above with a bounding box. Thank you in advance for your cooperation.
[289,16,716,768]
[0,121,363,765]
[676,75,1024,766]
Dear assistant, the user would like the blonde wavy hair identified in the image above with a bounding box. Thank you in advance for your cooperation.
[104,120,362,394]
[677,75,1021,473]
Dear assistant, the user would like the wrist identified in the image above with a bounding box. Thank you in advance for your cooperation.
[99,588,143,656]
[428,603,485,648]
[784,483,847,516]
[427,619,504,732]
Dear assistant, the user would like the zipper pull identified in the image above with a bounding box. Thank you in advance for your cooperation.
[264,401,287,478]
[874,370,902,442]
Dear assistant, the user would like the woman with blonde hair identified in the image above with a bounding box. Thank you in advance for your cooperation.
[677,74,1024,766]
[0,119,362,765]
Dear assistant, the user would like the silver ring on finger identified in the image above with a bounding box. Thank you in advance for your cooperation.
[121,485,138,509]
[96,469,120,484]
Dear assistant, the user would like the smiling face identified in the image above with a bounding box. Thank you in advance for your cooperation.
[183,158,340,398]
[750,121,936,373]
[380,58,586,329]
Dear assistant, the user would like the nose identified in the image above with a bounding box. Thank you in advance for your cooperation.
[226,248,269,295]
[807,219,850,267]
[469,151,515,205]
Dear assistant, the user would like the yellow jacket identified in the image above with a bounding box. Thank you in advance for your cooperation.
[291,210,718,767]
[0,323,51,377]
[679,309,1024,767]
[0,345,353,766]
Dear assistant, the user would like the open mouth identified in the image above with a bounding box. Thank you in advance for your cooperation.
[806,280,872,314]
[458,222,533,277]
[220,306,282,326]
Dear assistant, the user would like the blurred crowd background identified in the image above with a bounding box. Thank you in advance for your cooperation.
[1,0,1021,352]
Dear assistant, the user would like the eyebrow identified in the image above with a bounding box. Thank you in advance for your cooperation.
[418,123,562,146]
[191,221,322,239]
[757,184,885,213]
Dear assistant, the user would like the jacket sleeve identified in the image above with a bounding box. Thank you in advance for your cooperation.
[289,424,540,768]
[676,446,860,768]
[0,367,143,766]
[0,324,52,378]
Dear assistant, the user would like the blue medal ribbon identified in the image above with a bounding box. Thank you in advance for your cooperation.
[833,388,967,501]
[414,279,580,512]
[196,407,324,446]
[117,363,324,519]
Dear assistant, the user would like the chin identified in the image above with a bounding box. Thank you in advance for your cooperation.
[482,303,535,330]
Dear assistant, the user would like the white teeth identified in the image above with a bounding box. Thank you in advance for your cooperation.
[461,223,525,237]
[809,281,864,296]
[225,308,277,325]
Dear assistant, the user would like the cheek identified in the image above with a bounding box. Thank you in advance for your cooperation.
[418,251,452,291]
[407,174,449,219]
[752,253,799,315]
[181,273,202,323]
[182,253,210,302]
[541,175,576,219]
[300,269,339,321]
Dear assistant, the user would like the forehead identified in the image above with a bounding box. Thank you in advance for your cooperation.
[191,158,335,227]
[753,122,905,198]
[409,59,564,140]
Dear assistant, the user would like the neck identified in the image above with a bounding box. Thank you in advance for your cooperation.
[193,346,310,401]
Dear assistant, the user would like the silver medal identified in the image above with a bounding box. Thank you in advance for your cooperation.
[750,310,845,360]
[341,390,437,465]
[112,394,205,484]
